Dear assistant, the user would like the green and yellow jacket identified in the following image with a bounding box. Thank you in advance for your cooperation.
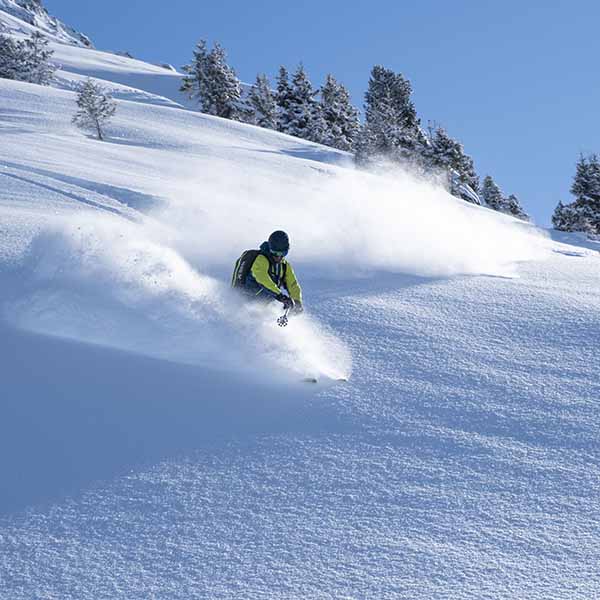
[233,241,302,303]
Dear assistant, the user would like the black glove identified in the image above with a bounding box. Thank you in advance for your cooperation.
[291,302,304,315]
[276,294,294,310]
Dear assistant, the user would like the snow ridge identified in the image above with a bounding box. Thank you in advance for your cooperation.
[0,0,92,47]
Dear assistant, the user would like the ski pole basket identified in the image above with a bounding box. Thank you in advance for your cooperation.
[277,308,290,327]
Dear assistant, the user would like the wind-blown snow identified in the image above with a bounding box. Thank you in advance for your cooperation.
[0,77,547,382]
[1,18,599,599]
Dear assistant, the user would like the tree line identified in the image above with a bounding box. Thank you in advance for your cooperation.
[0,30,529,221]
[10,30,600,234]
[179,40,529,221]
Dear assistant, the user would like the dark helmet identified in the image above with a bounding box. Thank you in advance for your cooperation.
[268,230,290,256]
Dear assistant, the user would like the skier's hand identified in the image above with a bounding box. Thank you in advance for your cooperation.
[276,294,294,311]
[291,302,304,315]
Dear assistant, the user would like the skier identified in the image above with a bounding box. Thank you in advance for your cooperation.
[231,230,303,314]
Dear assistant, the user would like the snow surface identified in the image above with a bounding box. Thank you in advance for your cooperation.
[0,0,91,47]
[1,12,600,598]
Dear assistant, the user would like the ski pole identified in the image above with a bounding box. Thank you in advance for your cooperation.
[277,307,290,327]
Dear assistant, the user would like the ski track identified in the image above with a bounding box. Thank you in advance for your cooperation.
[0,36,599,599]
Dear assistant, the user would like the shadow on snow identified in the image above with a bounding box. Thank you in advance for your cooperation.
[0,324,351,516]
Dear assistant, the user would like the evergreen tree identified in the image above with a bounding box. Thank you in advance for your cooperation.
[319,74,360,151]
[247,73,277,129]
[551,201,567,230]
[205,42,241,119]
[285,64,319,140]
[0,31,55,84]
[553,154,600,234]
[424,126,479,203]
[481,175,504,210]
[356,65,426,165]
[481,175,530,220]
[552,200,595,234]
[21,32,56,84]
[275,66,294,133]
[180,39,209,101]
[571,154,600,230]
[504,194,529,221]
[0,34,22,80]
[180,40,241,119]
[306,103,329,145]
[72,79,117,141]
[570,154,600,202]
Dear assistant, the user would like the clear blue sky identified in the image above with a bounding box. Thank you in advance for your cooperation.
[45,0,600,225]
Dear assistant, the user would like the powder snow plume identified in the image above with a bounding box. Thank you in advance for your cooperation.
[6,214,351,382]
[150,161,550,281]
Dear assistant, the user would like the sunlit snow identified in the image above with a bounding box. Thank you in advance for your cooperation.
[1,7,599,599]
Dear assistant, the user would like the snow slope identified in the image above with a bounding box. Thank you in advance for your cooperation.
[1,26,600,600]
[0,2,194,110]
[0,0,92,47]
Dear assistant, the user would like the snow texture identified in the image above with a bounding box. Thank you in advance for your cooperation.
[1,7,599,599]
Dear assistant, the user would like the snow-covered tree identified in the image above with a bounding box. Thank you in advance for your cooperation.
[355,65,426,165]
[571,154,600,228]
[481,175,529,220]
[0,31,55,84]
[247,73,277,129]
[21,31,56,84]
[571,154,600,203]
[552,200,595,234]
[284,64,320,140]
[275,66,295,133]
[205,43,241,119]
[180,40,241,120]
[0,34,22,80]
[481,175,504,211]
[503,194,529,221]
[424,125,479,203]
[552,154,600,235]
[180,39,209,100]
[318,74,360,151]
[72,79,117,141]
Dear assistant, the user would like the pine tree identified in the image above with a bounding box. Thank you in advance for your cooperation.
[0,34,22,80]
[180,39,209,101]
[275,66,294,133]
[180,40,241,119]
[319,74,360,151]
[570,154,600,201]
[21,32,56,84]
[205,42,241,119]
[424,126,479,203]
[72,79,117,141]
[481,175,504,210]
[481,175,530,220]
[356,65,426,165]
[306,103,329,145]
[554,154,600,234]
[285,64,319,140]
[0,31,55,84]
[247,73,277,129]
[552,201,567,230]
[552,200,595,234]
[504,194,529,221]
[571,154,600,229]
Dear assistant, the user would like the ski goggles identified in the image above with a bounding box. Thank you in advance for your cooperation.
[270,247,288,257]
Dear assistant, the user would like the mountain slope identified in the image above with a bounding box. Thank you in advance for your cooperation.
[1,15,599,600]
[0,0,92,46]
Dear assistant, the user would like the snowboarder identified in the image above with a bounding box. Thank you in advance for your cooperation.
[231,230,303,314]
